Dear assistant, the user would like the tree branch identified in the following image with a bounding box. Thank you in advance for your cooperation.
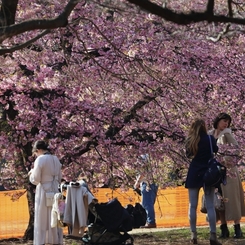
[0,30,50,55]
[206,0,214,16]
[228,0,233,17]
[0,0,80,43]
[126,0,245,25]
[62,87,163,163]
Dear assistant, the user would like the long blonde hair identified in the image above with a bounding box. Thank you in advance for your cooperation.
[185,119,207,157]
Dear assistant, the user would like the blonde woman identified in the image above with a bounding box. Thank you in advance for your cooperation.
[185,119,221,245]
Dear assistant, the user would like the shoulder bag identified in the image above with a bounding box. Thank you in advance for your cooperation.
[203,136,227,188]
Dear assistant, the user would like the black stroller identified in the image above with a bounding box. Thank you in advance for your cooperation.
[82,198,134,245]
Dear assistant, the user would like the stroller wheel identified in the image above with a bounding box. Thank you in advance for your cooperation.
[81,233,90,244]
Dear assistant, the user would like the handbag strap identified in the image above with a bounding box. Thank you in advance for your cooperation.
[208,135,214,157]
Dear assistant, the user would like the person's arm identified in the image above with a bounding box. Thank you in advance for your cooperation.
[134,174,144,189]
[29,158,42,185]
[224,129,238,146]
[219,128,240,168]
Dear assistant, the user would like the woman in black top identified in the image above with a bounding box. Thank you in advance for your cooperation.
[185,119,221,245]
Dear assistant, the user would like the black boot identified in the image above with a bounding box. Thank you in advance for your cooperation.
[219,224,229,238]
[234,224,243,239]
[190,231,197,244]
[210,232,222,245]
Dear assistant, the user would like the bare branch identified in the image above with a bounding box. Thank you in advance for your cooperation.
[0,0,80,43]
[206,0,214,16]
[126,0,245,25]
[206,23,231,42]
[228,0,233,17]
[0,30,50,55]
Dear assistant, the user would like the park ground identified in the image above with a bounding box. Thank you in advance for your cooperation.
[1,226,245,245]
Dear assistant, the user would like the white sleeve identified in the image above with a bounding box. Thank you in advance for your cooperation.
[29,157,42,185]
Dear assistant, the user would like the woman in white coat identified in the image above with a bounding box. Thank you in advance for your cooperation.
[209,113,245,239]
[29,140,63,245]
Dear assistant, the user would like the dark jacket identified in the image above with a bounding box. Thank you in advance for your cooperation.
[185,132,218,188]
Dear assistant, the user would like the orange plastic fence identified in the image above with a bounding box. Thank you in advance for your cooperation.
[1,186,245,239]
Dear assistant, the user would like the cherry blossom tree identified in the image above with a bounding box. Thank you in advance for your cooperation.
[1,0,245,239]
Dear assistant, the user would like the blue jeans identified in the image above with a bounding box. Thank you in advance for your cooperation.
[188,187,216,233]
[141,182,158,224]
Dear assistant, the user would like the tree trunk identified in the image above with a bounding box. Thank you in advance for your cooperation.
[23,184,35,240]
[0,0,18,26]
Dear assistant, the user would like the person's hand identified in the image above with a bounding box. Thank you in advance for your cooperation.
[133,183,139,189]
[28,169,33,176]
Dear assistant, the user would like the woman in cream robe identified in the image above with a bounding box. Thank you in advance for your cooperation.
[209,113,245,239]
[29,140,63,245]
